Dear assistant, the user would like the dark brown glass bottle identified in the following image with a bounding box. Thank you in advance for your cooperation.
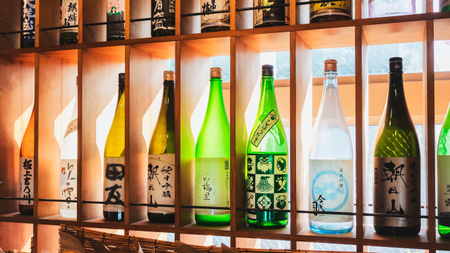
[152,0,175,37]
[310,0,352,23]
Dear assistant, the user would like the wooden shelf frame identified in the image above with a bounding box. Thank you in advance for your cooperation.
[0,0,448,252]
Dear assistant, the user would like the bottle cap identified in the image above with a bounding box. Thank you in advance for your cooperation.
[210,67,222,78]
[262,64,274,76]
[389,57,403,71]
[324,59,337,71]
[119,73,125,85]
[164,71,175,81]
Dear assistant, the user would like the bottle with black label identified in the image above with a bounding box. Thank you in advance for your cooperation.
[253,0,289,28]
[152,0,175,37]
[201,0,230,33]
[310,0,352,23]
[373,57,421,236]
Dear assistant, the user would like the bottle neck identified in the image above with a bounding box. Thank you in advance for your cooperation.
[383,70,412,127]
[258,76,278,113]
[207,77,225,112]
[118,84,125,104]
[159,80,175,122]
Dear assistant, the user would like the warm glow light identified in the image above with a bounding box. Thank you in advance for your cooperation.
[143,87,164,148]
[54,97,77,147]
[14,104,33,148]
[158,232,168,241]
[116,229,125,235]
[20,235,33,253]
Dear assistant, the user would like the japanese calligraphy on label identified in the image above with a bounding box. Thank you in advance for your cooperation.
[250,110,279,147]
[60,0,78,33]
[200,0,230,30]
[107,0,125,40]
[438,155,450,224]
[309,159,353,223]
[247,154,288,220]
[60,159,77,212]
[253,0,289,27]
[310,0,351,20]
[22,0,35,43]
[195,157,230,216]
[103,157,125,212]
[152,0,176,33]
[148,154,175,214]
[374,157,421,227]
[19,157,34,206]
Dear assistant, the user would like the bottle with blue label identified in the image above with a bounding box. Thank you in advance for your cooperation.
[246,65,288,228]
[309,60,354,234]
[21,0,35,48]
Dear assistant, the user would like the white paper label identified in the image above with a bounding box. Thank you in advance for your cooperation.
[148,154,175,213]
[108,0,125,14]
[19,157,34,205]
[309,159,353,223]
[103,157,125,212]
[195,157,230,215]
[60,159,77,211]
[60,0,78,32]
[200,0,230,29]
[438,155,450,218]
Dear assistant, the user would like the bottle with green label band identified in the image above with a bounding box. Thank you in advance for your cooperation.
[195,67,230,226]
[309,60,354,234]
[103,73,125,221]
[147,71,176,223]
[437,102,450,238]
[373,57,421,236]
[246,64,288,229]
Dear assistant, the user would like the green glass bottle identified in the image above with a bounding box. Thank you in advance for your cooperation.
[246,65,288,228]
[103,73,125,221]
[373,57,421,236]
[195,67,230,226]
[440,0,450,12]
[147,71,176,223]
[437,103,450,238]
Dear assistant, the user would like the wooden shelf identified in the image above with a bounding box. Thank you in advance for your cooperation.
[0,0,447,252]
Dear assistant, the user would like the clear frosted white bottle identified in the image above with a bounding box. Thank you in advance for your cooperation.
[309,59,354,234]
[60,83,78,218]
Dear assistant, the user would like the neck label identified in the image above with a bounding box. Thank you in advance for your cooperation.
[251,110,279,147]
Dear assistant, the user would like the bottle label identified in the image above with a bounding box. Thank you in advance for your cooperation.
[253,0,289,27]
[103,157,125,212]
[64,119,78,138]
[107,0,125,40]
[22,0,35,42]
[60,0,78,33]
[195,157,230,215]
[438,155,450,223]
[148,154,175,214]
[19,157,34,205]
[250,110,279,147]
[200,0,230,30]
[373,157,421,227]
[60,159,77,212]
[246,154,288,220]
[310,0,351,20]
[152,0,176,33]
[440,0,450,9]
[309,159,353,223]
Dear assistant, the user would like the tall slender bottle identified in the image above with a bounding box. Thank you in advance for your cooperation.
[103,73,126,221]
[19,105,35,215]
[309,60,353,234]
[437,103,450,238]
[440,0,450,12]
[60,0,78,45]
[107,0,125,41]
[246,65,288,228]
[373,57,421,236]
[21,0,35,48]
[310,0,352,23]
[148,71,176,223]
[195,67,230,226]
[60,80,78,218]
[151,0,175,37]
[253,0,289,28]
[369,0,415,18]
[201,0,230,33]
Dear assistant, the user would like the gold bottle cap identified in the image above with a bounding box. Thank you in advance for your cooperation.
[324,59,337,72]
[164,71,175,81]
[210,67,222,78]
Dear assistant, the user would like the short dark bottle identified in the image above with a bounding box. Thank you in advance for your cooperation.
[310,0,352,23]
[253,0,289,28]
[201,0,230,33]
[107,0,125,41]
[152,0,175,37]
[21,0,35,48]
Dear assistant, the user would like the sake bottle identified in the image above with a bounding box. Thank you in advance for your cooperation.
[147,71,176,223]
[309,60,354,234]
[103,73,126,221]
[373,57,421,236]
[437,102,450,238]
[19,105,35,215]
[246,64,288,228]
[195,67,230,226]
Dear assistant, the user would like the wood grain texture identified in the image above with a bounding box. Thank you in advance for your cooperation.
[0,0,21,49]
[83,0,107,43]
[183,37,231,57]
[38,0,60,47]
[130,0,151,39]
[362,20,426,45]
[37,224,60,253]
[127,45,167,224]
[297,26,355,49]
[239,32,290,52]
[236,0,253,30]
[0,222,33,251]
[181,0,200,35]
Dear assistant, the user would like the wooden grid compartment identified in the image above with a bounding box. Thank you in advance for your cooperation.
[0,0,449,252]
